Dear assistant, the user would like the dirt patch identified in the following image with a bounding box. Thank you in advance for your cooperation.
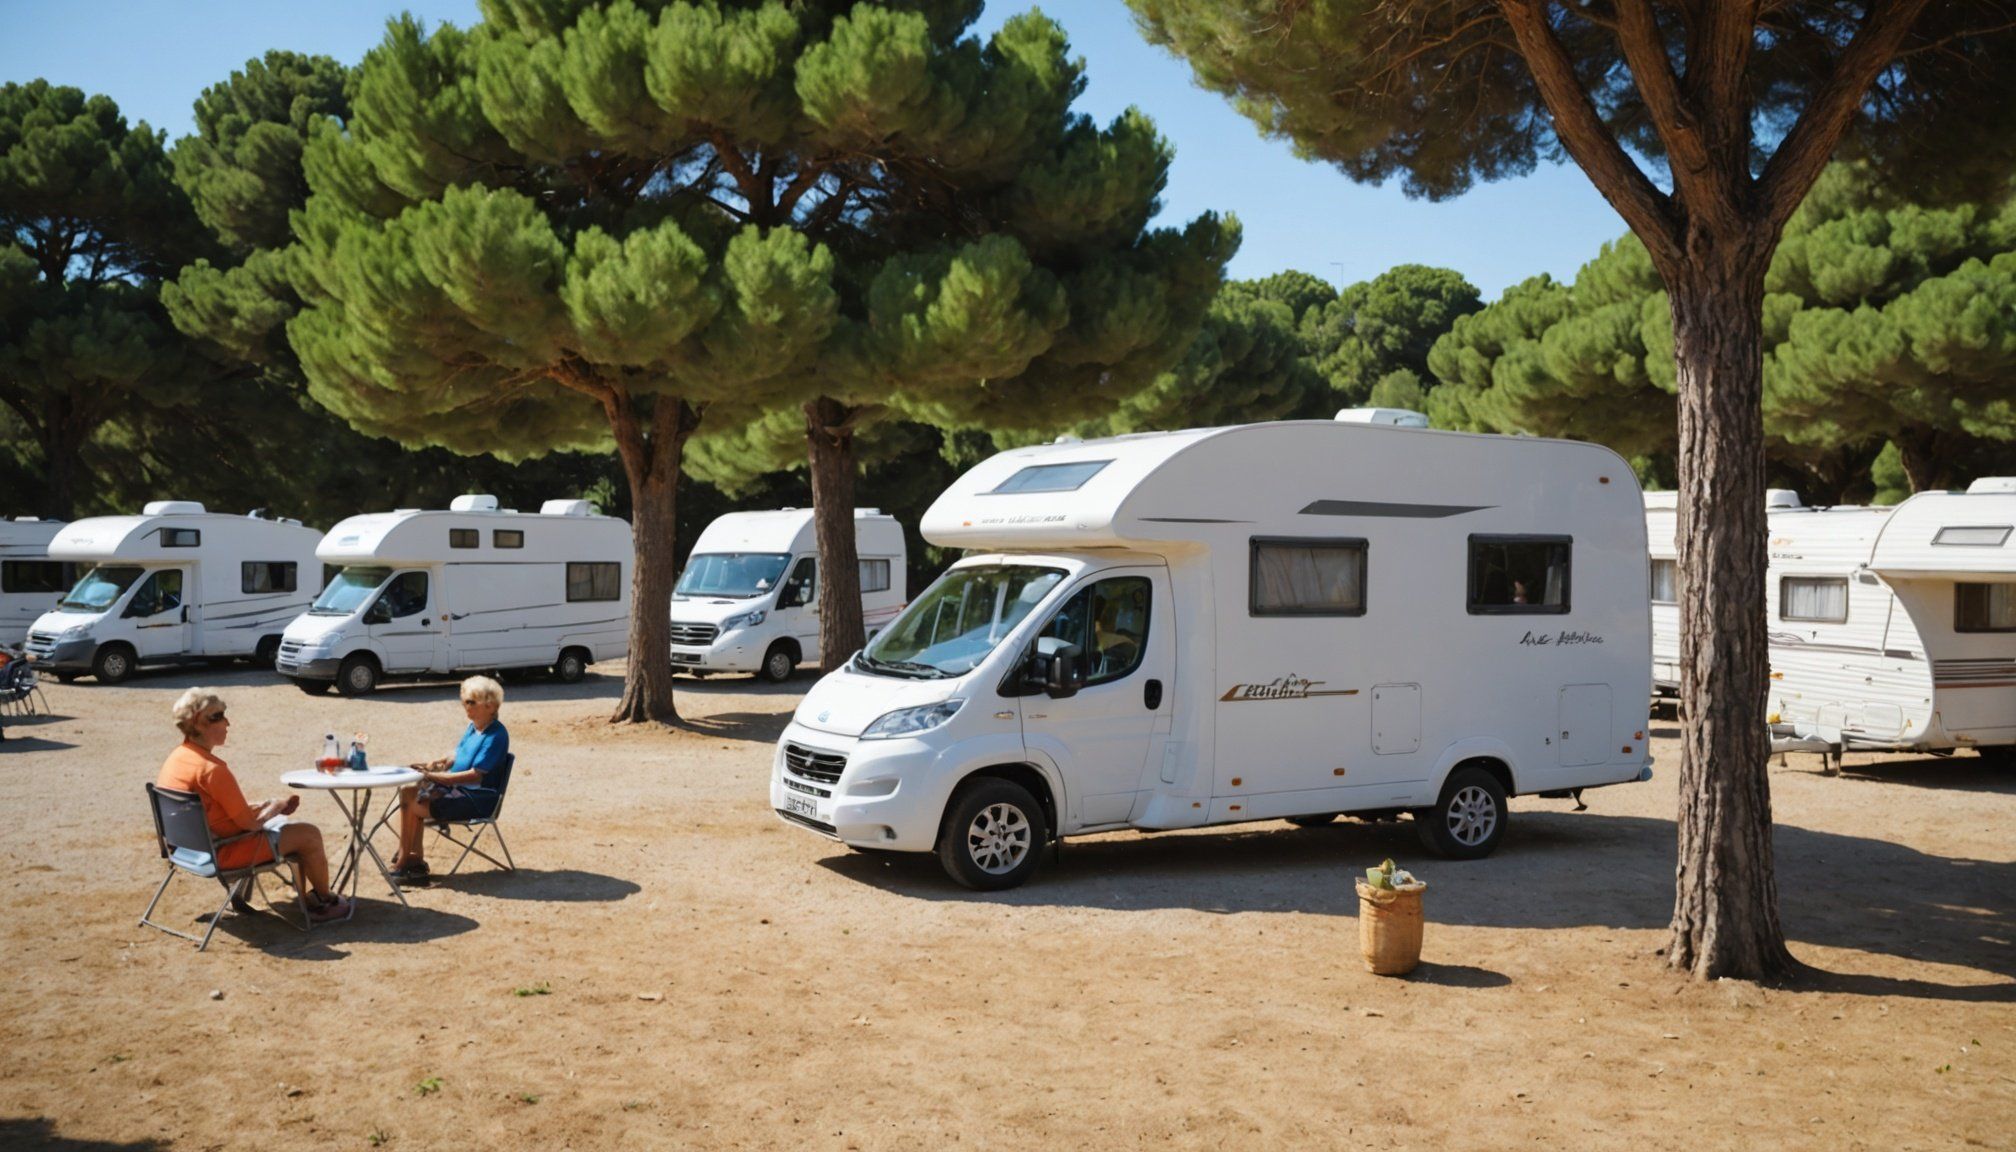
[1,664,2010,1150]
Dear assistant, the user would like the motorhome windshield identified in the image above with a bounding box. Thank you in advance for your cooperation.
[310,566,391,615]
[58,565,142,612]
[860,564,1065,679]
[675,552,791,599]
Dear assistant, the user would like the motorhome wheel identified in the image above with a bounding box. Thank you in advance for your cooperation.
[553,648,589,683]
[1285,813,1340,827]
[937,778,1048,891]
[55,672,80,684]
[293,678,332,696]
[336,655,379,697]
[1415,766,1508,860]
[252,636,281,668]
[92,643,136,685]
[760,643,797,683]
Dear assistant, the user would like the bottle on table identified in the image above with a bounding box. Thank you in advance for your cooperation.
[348,732,368,771]
[319,732,341,771]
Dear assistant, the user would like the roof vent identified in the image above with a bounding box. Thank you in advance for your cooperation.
[1765,489,1804,509]
[143,501,206,515]
[1053,434,1082,444]
[450,494,500,513]
[1334,407,1429,428]
[541,499,593,517]
[1966,476,2016,494]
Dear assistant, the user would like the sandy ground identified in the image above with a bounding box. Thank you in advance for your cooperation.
[0,662,2010,1151]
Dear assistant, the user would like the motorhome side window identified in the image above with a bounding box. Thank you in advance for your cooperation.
[1036,577,1151,684]
[1955,583,2016,632]
[161,528,199,548]
[2,560,69,594]
[1780,576,1848,623]
[123,569,183,617]
[1250,538,1367,616]
[494,529,524,549]
[781,557,816,607]
[988,460,1112,494]
[1649,559,1677,604]
[449,529,478,549]
[567,561,621,602]
[859,558,892,594]
[242,561,298,594]
[1467,536,1570,614]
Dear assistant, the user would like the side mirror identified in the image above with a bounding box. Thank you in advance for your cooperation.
[1025,636,1083,699]
[364,600,392,625]
[180,605,188,623]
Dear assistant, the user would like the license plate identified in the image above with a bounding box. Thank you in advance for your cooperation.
[783,794,820,820]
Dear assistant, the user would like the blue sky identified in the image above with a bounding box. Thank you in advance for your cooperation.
[0,0,1629,299]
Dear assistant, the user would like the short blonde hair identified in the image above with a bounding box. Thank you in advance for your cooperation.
[460,675,504,708]
[172,688,227,737]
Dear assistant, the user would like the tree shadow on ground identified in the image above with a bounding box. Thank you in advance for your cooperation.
[680,711,792,744]
[441,867,639,902]
[0,1116,163,1151]
[673,674,817,697]
[1829,753,2015,794]
[819,809,2014,1002]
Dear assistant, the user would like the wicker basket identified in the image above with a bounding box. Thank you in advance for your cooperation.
[1355,878,1427,975]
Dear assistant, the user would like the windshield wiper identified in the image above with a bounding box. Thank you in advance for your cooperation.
[878,659,948,680]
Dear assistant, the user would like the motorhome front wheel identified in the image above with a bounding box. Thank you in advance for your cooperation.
[91,643,135,685]
[1415,766,1508,860]
[937,778,1048,891]
[760,643,797,683]
[336,655,380,697]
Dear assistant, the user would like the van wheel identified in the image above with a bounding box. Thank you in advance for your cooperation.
[293,678,332,696]
[553,647,589,684]
[56,672,81,684]
[251,636,281,668]
[759,644,797,683]
[1414,766,1508,860]
[336,655,379,697]
[1979,745,2015,768]
[92,643,136,685]
[1285,813,1339,827]
[937,778,1048,891]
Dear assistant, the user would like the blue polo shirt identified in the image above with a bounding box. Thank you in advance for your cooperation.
[452,721,510,793]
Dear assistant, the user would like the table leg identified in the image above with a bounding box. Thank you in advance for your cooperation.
[355,787,409,906]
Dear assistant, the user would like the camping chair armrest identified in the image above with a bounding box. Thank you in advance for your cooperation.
[213,830,260,849]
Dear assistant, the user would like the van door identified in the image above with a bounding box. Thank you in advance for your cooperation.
[1018,569,1171,826]
[367,570,437,672]
[779,555,819,665]
[123,568,190,660]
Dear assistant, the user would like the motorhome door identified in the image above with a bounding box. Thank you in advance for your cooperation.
[780,556,819,664]
[1019,569,1171,826]
[123,568,190,659]
[367,570,439,672]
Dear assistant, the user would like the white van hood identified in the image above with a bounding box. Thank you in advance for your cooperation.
[669,595,770,625]
[283,615,348,643]
[793,665,965,738]
[30,608,103,635]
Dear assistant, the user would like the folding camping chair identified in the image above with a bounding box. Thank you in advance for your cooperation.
[140,784,309,951]
[432,753,517,876]
[0,660,44,717]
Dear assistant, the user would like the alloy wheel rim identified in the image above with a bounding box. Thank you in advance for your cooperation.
[768,654,791,679]
[104,653,129,677]
[965,802,1032,874]
[347,666,371,691]
[1444,785,1498,846]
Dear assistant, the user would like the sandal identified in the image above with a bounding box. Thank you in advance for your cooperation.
[307,894,353,923]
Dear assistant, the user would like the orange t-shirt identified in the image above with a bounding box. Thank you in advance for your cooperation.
[157,742,274,871]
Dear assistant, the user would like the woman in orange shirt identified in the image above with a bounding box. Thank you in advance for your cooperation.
[157,688,351,922]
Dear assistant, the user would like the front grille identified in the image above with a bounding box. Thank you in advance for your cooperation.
[784,777,831,800]
[279,640,305,656]
[783,742,847,785]
[669,621,719,646]
[25,630,58,656]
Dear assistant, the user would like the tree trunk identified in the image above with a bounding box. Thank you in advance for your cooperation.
[805,396,865,671]
[1891,425,1955,495]
[39,393,83,520]
[608,395,698,725]
[1665,259,1799,981]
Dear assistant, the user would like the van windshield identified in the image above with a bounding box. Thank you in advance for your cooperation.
[676,552,790,599]
[310,566,391,615]
[58,565,142,612]
[860,565,1066,679]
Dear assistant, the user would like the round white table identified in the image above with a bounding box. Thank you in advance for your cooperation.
[282,766,423,916]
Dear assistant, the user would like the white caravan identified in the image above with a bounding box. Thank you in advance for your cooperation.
[671,508,907,682]
[1644,487,1804,696]
[1649,480,2016,761]
[277,496,631,696]
[771,416,1654,889]
[2,519,68,648]
[24,502,321,684]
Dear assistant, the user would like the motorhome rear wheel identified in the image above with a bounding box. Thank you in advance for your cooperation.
[251,636,281,668]
[92,643,135,685]
[937,777,1049,891]
[1415,766,1509,860]
[554,647,589,684]
[336,654,379,697]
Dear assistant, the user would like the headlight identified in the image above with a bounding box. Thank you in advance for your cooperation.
[58,624,92,640]
[721,609,766,632]
[860,698,964,740]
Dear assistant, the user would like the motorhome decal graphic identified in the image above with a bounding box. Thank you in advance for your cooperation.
[1299,499,1491,519]
[1518,630,1606,646]
[1220,676,1359,702]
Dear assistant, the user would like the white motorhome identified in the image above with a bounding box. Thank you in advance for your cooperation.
[24,502,321,684]
[1648,480,2016,761]
[2,518,69,648]
[277,496,631,696]
[771,416,1655,890]
[671,508,907,682]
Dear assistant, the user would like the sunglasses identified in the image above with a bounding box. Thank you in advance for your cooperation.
[205,711,228,723]
[461,699,481,706]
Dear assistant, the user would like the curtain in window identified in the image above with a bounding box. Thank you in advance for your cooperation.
[1782,578,1847,622]
[1255,544,1363,612]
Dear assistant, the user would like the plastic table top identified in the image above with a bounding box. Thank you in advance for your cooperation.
[281,766,422,790]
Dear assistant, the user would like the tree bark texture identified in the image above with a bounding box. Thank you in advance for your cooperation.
[607,394,698,725]
[1666,263,1799,981]
[805,396,866,671]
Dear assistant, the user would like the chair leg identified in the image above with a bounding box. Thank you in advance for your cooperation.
[139,866,180,934]
[197,883,236,952]
[491,823,516,872]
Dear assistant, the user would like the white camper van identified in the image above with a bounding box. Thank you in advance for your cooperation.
[2,519,68,648]
[24,502,322,684]
[771,417,1654,890]
[277,496,631,696]
[671,508,907,682]
[1649,480,2016,761]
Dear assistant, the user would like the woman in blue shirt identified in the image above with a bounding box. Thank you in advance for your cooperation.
[391,675,510,885]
